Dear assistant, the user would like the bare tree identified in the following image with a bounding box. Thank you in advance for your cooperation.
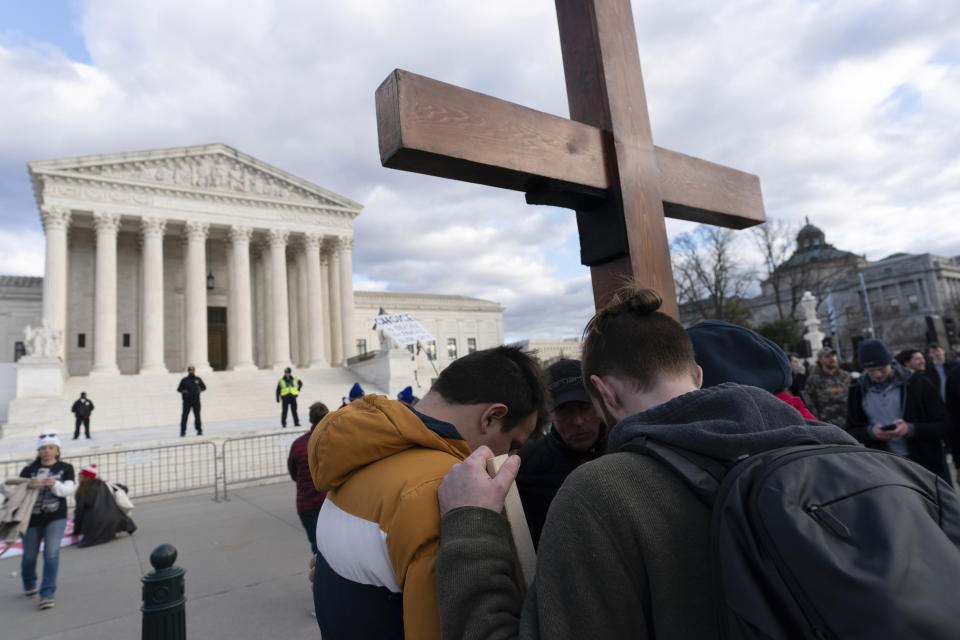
[672,225,755,324]
[751,217,798,320]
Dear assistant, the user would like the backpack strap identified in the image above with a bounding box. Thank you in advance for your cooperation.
[621,437,734,506]
[622,435,822,507]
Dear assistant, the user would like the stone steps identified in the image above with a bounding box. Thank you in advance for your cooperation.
[60,367,381,431]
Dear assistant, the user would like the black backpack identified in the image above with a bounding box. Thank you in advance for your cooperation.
[630,439,960,639]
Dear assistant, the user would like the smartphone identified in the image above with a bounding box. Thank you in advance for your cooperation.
[880,424,898,431]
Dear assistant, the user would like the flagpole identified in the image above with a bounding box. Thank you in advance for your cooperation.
[857,272,875,337]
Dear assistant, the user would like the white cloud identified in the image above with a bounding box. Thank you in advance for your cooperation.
[1,0,959,340]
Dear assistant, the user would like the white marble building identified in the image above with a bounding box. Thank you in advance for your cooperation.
[0,144,504,434]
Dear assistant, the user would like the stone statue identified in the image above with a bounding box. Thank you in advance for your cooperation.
[23,320,62,359]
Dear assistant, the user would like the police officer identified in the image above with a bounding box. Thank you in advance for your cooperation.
[177,365,206,436]
[276,367,303,428]
[71,392,95,439]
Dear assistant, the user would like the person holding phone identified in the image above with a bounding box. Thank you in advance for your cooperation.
[846,339,950,483]
[19,429,76,610]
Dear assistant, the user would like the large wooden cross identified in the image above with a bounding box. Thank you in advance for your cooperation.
[375,0,765,318]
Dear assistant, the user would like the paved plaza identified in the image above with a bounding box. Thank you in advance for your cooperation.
[0,482,319,640]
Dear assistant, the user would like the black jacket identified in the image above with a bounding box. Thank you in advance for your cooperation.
[925,360,959,397]
[71,398,94,417]
[846,367,950,479]
[515,426,605,548]
[944,367,960,463]
[177,374,206,401]
[74,481,136,547]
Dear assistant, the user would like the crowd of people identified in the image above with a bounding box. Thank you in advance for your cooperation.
[7,287,960,631]
[300,285,960,638]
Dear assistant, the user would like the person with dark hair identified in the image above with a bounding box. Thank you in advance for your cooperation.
[896,348,926,372]
[176,365,206,436]
[73,464,136,548]
[307,346,549,640]
[288,402,329,557]
[19,429,75,610]
[847,338,950,482]
[434,287,856,639]
[70,392,94,440]
[515,358,605,548]
[276,367,303,428]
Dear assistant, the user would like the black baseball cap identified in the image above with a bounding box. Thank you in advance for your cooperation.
[546,359,591,410]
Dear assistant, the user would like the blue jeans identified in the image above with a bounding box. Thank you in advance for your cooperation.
[21,518,67,599]
[298,512,319,555]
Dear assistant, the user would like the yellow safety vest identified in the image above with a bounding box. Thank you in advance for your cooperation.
[279,376,300,397]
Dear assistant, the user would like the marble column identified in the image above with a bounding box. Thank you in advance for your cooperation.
[40,206,71,360]
[287,257,299,366]
[91,212,121,376]
[296,243,310,367]
[319,248,331,364]
[305,233,326,367]
[183,221,211,372]
[338,236,357,362]
[139,218,167,374]
[269,230,292,369]
[229,225,256,370]
[326,239,343,366]
[258,241,274,367]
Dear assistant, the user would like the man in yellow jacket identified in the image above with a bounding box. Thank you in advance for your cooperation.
[276,367,302,428]
[308,346,549,640]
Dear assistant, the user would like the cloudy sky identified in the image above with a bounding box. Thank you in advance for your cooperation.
[2,1,959,341]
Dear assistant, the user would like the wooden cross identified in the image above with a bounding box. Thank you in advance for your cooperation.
[375,0,765,318]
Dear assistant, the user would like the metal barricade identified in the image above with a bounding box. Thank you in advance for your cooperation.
[221,429,306,500]
[0,441,219,503]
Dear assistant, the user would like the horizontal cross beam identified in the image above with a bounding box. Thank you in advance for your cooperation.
[376,70,765,230]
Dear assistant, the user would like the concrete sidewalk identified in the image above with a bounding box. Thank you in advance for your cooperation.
[0,482,319,640]
[0,415,290,461]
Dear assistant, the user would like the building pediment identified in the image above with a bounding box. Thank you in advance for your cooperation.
[29,143,362,214]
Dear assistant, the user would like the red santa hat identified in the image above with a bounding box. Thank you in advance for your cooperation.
[80,464,98,479]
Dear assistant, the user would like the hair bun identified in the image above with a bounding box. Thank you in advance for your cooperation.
[612,286,662,315]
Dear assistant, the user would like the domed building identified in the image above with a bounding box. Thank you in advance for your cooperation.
[681,218,960,360]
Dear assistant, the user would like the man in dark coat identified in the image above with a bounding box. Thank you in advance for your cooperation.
[515,359,604,548]
[847,338,950,482]
[71,392,94,440]
[176,365,206,436]
[925,343,959,401]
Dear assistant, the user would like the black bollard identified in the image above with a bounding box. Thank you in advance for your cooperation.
[141,544,186,640]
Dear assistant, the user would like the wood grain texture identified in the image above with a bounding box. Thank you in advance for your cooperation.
[373,0,768,315]
[486,454,536,594]
[376,70,764,227]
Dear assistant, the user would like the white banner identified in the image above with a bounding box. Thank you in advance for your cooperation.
[372,313,435,347]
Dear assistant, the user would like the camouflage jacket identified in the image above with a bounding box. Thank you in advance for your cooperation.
[804,367,852,427]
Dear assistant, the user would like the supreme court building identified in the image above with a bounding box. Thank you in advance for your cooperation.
[0,144,504,433]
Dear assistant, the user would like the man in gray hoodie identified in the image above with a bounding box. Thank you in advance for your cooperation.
[435,287,856,639]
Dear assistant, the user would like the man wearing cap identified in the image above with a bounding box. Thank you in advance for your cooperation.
[276,367,303,428]
[847,338,950,482]
[804,346,852,427]
[515,359,605,547]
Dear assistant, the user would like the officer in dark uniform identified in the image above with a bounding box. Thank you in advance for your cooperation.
[276,367,303,428]
[177,365,207,436]
[71,392,95,439]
